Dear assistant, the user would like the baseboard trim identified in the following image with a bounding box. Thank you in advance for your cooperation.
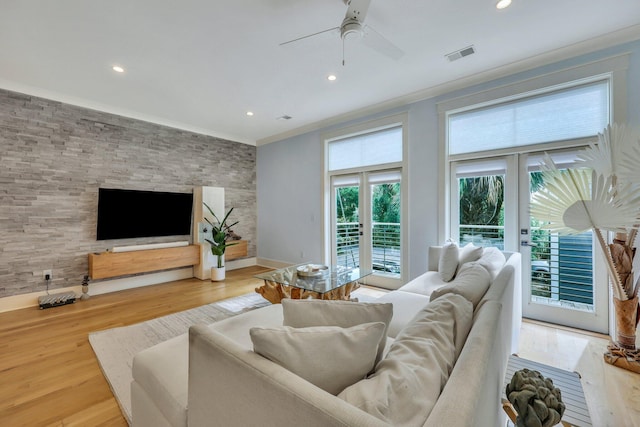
[0,259,262,313]
[226,257,257,271]
[0,268,194,313]
[256,257,292,269]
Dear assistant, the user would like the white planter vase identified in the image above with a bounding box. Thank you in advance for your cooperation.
[211,266,226,281]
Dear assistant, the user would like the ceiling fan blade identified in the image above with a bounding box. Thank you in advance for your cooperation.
[345,0,372,22]
[361,25,404,61]
[279,27,340,48]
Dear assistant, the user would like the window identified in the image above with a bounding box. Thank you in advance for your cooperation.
[324,115,407,289]
[448,80,609,155]
[438,53,630,333]
[328,126,402,171]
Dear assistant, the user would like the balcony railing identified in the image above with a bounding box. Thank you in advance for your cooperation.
[530,228,594,309]
[336,222,401,275]
[459,224,504,250]
[459,224,594,310]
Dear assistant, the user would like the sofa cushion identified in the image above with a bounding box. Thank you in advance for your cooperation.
[338,294,473,426]
[458,242,483,269]
[374,290,431,338]
[430,262,491,309]
[132,334,190,427]
[209,303,283,349]
[476,246,506,280]
[438,241,459,282]
[131,304,284,427]
[282,299,392,364]
[398,271,448,296]
[250,322,386,395]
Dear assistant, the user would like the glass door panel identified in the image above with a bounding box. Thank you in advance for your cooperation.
[521,153,608,333]
[331,170,403,289]
[370,172,402,282]
[334,177,360,270]
[451,158,509,250]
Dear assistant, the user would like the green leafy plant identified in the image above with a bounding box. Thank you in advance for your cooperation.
[203,203,238,268]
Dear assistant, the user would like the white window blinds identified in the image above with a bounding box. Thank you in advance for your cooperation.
[448,80,609,155]
[328,126,402,171]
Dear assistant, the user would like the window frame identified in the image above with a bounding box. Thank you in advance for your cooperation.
[322,113,409,285]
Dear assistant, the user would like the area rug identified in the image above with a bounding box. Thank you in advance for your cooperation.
[88,293,270,425]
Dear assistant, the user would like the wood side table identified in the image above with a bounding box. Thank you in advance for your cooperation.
[503,354,592,427]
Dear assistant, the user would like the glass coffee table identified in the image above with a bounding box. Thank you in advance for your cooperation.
[254,264,373,304]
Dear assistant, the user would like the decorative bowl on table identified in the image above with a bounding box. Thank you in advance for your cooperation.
[296,264,329,277]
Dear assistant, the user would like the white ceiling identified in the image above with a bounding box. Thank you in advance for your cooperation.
[1,1,639,145]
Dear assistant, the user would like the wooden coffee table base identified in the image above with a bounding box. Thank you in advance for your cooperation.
[255,280,360,304]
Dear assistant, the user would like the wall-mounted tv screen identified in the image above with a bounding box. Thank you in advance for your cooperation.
[97,188,193,240]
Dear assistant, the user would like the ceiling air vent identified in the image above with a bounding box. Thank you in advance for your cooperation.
[446,45,475,62]
[276,115,293,121]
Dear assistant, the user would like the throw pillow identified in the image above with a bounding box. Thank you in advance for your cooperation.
[458,242,483,267]
[281,299,393,364]
[476,246,506,280]
[430,262,491,309]
[438,240,459,282]
[250,322,386,395]
[338,294,473,426]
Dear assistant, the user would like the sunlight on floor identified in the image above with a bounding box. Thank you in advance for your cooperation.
[518,321,593,372]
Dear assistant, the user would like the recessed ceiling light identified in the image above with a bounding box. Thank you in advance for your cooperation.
[112,65,125,73]
[246,111,254,116]
[327,74,337,81]
[496,0,512,9]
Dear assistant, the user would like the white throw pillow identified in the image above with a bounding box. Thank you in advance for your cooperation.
[282,299,393,364]
[458,243,483,268]
[250,322,386,395]
[338,294,473,426]
[430,262,491,309]
[438,241,459,282]
[476,246,506,280]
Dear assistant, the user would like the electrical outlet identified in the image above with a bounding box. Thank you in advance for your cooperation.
[300,251,305,259]
[43,269,52,280]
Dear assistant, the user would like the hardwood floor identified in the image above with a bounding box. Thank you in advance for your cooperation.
[0,266,270,426]
[0,266,638,426]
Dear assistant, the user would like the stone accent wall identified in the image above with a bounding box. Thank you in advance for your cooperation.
[0,89,256,298]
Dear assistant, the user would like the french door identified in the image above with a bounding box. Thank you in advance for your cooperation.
[519,151,608,333]
[451,151,608,333]
[331,169,403,289]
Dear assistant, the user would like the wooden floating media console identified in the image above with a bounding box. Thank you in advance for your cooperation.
[224,240,248,261]
[88,241,248,280]
[88,245,200,280]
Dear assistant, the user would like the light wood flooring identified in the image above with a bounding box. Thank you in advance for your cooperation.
[0,265,638,426]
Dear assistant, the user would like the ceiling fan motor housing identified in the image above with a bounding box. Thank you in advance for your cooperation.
[341,18,363,40]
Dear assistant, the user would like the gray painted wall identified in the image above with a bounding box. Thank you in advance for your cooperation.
[0,90,256,298]
[257,39,640,282]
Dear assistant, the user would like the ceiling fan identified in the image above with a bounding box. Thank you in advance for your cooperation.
[280,0,404,65]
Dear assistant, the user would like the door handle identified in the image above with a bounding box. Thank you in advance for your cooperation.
[520,241,536,247]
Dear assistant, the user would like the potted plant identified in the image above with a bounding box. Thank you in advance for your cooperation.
[203,203,238,281]
[530,123,640,373]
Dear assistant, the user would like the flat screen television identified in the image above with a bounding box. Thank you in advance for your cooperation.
[97,188,193,240]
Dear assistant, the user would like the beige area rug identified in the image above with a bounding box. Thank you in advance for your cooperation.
[88,293,270,425]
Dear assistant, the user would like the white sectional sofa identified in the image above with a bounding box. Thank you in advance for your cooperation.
[131,245,521,427]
